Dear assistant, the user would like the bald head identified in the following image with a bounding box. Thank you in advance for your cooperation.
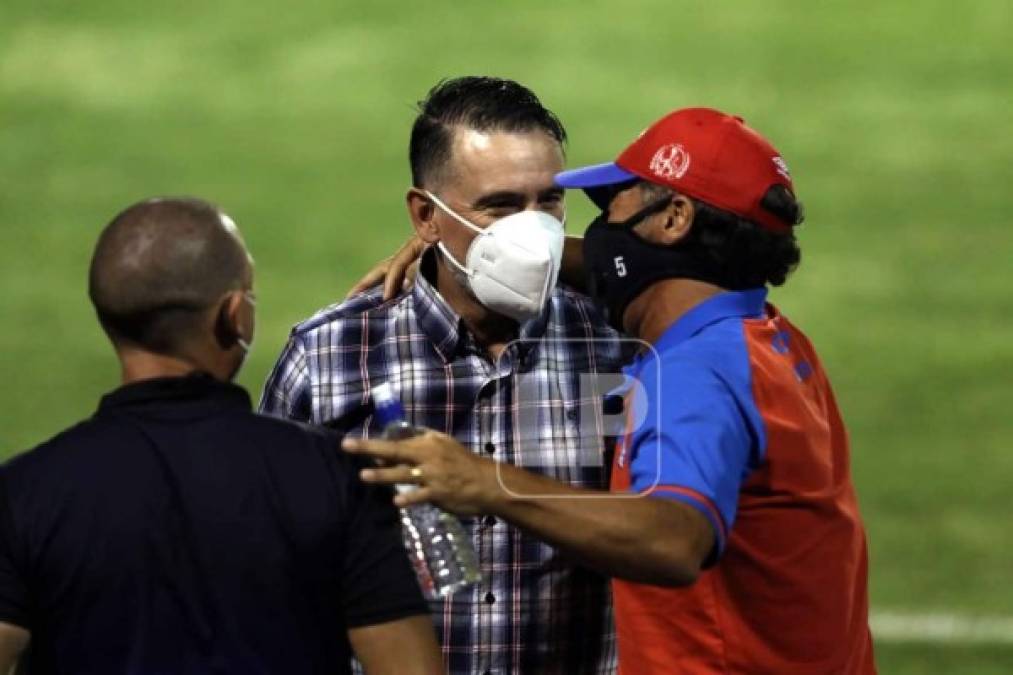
[89,197,251,354]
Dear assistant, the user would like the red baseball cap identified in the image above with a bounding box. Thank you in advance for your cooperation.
[555,107,799,233]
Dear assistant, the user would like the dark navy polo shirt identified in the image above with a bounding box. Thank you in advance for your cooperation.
[0,374,427,674]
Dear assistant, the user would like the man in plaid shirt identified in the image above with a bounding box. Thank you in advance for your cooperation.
[260,77,627,674]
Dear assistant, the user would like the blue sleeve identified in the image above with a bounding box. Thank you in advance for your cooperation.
[626,356,763,558]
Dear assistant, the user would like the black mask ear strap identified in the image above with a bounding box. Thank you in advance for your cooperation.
[613,194,672,230]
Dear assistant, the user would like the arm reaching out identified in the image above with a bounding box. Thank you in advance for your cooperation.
[343,432,713,587]
[347,234,580,299]
[346,235,427,301]
[349,615,443,675]
[0,622,28,675]
[558,235,587,292]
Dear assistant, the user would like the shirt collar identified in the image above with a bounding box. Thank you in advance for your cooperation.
[97,372,252,414]
[653,287,769,354]
[411,247,551,362]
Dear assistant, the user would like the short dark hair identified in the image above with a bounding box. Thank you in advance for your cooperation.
[640,182,802,288]
[88,197,250,354]
[409,76,567,188]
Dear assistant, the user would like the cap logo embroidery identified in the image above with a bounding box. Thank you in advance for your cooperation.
[772,156,791,180]
[649,144,691,180]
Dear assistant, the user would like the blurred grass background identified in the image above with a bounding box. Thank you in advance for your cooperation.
[2,0,1011,670]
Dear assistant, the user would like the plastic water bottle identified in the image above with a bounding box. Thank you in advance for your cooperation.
[371,383,482,598]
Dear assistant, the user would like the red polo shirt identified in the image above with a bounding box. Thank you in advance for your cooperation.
[611,289,875,674]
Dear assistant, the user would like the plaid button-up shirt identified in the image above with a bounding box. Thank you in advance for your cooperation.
[260,252,628,674]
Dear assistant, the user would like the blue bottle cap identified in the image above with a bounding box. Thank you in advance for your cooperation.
[372,382,407,427]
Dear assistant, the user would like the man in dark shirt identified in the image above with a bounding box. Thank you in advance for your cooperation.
[0,198,442,674]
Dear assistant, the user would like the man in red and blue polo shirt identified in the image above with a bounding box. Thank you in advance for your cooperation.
[346,107,876,674]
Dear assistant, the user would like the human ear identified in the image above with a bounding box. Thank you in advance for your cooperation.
[656,196,695,245]
[406,188,440,244]
[214,291,246,350]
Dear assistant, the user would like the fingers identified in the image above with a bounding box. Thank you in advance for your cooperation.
[360,465,420,485]
[346,262,390,299]
[342,437,422,464]
[382,265,403,301]
[394,486,434,508]
[402,260,421,292]
[383,236,426,300]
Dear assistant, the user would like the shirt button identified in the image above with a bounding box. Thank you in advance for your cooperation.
[484,515,496,527]
[484,442,495,454]
[484,592,496,604]
[566,408,579,421]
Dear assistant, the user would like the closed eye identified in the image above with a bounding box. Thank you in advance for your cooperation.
[538,188,564,206]
[473,191,527,217]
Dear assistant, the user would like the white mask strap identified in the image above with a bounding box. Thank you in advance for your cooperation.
[436,241,473,278]
[426,191,483,278]
[235,290,255,353]
[424,191,485,236]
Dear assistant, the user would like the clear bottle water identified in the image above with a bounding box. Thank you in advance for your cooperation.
[371,383,482,598]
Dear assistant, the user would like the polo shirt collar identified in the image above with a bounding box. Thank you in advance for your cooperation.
[411,247,550,362]
[97,372,251,413]
[654,287,769,354]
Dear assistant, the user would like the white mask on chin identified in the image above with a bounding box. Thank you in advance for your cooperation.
[426,191,565,322]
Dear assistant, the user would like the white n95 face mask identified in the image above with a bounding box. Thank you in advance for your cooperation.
[426,192,565,323]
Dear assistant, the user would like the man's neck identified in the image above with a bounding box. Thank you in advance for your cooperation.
[628,278,725,346]
[116,347,231,385]
[432,254,518,361]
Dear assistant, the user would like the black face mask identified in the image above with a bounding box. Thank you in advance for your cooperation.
[583,197,725,332]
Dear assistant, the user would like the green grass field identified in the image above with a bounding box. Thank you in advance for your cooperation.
[2,0,1011,670]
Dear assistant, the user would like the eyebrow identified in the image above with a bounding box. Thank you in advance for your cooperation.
[471,191,526,210]
[471,187,564,210]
